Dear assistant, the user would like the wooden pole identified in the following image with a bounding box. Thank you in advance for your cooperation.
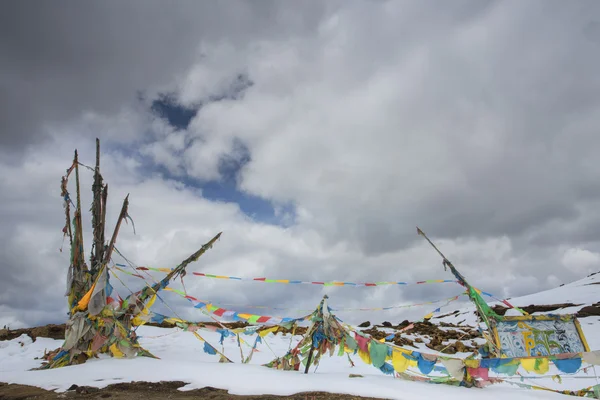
[73,150,85,271]
[304,346,315,374]
[91,138,105,275]
[100,184,108,258]
[417,226,451,263]
[304,295,328,374]
[103,194,130,266]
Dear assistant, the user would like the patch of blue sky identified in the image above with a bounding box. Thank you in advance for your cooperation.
[124,74,296,226]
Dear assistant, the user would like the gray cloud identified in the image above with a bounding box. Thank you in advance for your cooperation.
[0,0,331,154]
[2,1,600,329]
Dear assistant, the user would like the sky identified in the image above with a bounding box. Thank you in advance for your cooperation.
[1,0,600,329]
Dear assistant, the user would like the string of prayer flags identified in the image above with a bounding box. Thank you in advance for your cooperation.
[502,379,600,398]
[113,264,147,279]
[120,264,458,287]
[154,283,467,314]
[520,358,550,374]
[341,315,596,383]
[114,262,510,322]
[161,287,312,326]
[191,272,458,287]
[199,301,311,325]
[111,261,598,387]
[331,295,463,311]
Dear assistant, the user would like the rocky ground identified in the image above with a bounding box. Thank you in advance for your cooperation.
[358,319,482,354]
[0,381,382,400]
[0,321,309,343]
[0,324,66,342]
[491,302,600,318]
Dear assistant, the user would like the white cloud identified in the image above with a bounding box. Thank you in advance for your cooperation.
[562,248,600,274]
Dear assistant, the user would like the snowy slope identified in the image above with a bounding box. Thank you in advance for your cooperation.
[505,272,599,311]
[432,272,600,345]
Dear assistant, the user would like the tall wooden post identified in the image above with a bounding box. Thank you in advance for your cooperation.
[304,346,315,374]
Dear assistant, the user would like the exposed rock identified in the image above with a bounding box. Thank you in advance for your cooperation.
[31,324,66,340]
[492,301,600,319]
[432,310,460,319]
[381,321,392,327]
[441,345,456,354]
[1,382,386,400]
[397,320,411,329]
[577,303,600,318]
[72,353,89,365]
[361,327,387,340]
[358,321,371,328]
[454,341,469,353]
[393,336,416,347]
[492,303,581,316]
[0,324,66,342]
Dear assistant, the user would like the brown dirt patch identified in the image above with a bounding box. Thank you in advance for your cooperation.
[491,302,600,318]
[0,324,66,342]
[0,322,309,344]
[146,321,309,336]
[576,303,600,318]
[491,303,581,316]
[0,381,387,400]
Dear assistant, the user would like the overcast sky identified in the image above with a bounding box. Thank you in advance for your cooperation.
[2,0,600,329]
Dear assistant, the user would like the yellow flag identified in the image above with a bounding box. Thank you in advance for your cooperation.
[132,294,156,326]
[259,326,279,337]
[358,349,371,365]
[522,358,549,374]
[164,317,185,325]
[109,343,125,358]
[392,349,409,373]
[76,281,97,311]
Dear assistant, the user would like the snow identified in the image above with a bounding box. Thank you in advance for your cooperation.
[506,272,600,309]
[0,322,597,399]
[1,272,599,399]
[433,272,600,329]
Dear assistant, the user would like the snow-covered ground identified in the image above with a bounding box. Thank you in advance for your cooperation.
[1,326,596,400]
[1,273,599,399]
